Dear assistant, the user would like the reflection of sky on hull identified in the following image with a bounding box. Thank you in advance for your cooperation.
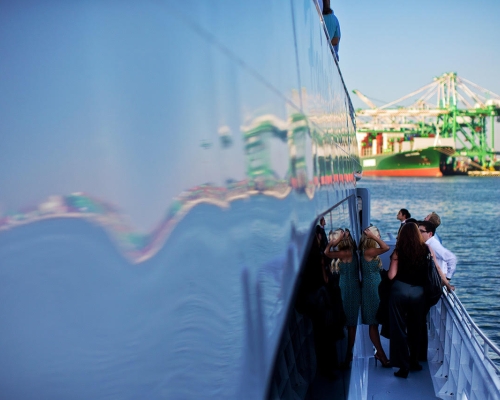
[0,3,294,231]
[0,2,358,233]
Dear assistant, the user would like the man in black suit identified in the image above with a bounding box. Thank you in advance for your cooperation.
[397,208,411,235]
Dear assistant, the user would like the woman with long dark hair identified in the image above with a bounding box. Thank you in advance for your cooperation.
[388,222,452,378]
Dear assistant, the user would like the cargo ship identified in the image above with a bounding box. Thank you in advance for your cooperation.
[357,133,466,177]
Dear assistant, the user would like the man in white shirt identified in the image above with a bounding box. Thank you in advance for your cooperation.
[418,219,456,361]
[418,220,457,280]
[424,211,442,244]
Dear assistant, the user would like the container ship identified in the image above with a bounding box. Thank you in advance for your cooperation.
[356,135,496,177]
[356,134,461,177]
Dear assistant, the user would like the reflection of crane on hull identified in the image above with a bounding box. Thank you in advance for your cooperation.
[354,72,500,173]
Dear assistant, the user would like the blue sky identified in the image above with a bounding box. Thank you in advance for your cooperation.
[334,0,500,149]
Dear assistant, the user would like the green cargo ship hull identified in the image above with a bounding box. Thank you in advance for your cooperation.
[360,147,452,177]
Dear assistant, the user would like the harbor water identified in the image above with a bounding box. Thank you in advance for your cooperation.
[357,176,500,350]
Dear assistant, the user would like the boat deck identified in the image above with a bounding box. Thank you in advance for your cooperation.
[364,336,439,399]
[307,325,440,399]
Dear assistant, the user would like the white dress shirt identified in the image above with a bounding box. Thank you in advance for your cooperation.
[434,232,442,244]
[426,235,457,279]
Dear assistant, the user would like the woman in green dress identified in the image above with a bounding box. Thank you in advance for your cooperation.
[360,226,390,367]
[324,228,360,367]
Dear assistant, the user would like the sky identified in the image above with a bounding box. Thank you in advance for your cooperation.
[334,0,500,150]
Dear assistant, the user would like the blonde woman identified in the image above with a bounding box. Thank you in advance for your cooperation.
[324,228,360,367]
[360,226,390,367]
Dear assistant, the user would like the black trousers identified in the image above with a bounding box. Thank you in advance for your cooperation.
[389,280,426,369]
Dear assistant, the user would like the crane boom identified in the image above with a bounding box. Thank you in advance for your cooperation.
[352,89,377,109]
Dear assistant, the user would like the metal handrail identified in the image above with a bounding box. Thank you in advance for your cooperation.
[442,288,500,376]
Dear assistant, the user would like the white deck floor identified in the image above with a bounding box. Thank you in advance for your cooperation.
[306,324,441,399]
[358,325,440,400]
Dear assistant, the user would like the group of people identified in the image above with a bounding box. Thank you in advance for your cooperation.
[301,210,457,380]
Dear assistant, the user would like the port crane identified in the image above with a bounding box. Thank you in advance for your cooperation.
[353,72,500,169]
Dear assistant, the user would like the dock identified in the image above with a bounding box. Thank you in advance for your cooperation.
[467,170,500,177]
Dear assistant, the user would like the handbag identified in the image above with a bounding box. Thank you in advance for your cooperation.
[425,252,443,307]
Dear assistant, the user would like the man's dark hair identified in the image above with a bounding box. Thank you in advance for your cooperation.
[400,208,411,219]
[323,0,332,15]
[405,218,417,225]
[418,220,436,235]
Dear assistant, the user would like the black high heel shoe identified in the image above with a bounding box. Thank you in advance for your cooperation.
[374,350,391,368]
[394,368,409,379]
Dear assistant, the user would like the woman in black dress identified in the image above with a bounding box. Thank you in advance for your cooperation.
[388,222,451,378]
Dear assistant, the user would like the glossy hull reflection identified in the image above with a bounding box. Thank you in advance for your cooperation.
[0,1,360,399]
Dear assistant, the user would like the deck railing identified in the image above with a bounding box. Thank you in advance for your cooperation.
[429,289,500,399]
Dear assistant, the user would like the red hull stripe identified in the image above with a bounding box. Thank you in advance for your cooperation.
[363,168,443,177]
